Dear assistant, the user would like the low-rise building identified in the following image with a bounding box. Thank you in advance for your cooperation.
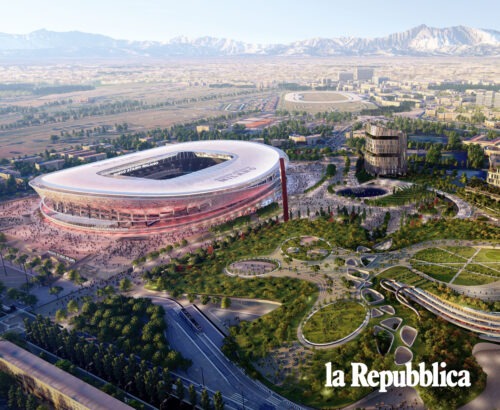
[11,155,43,165]
[196,125,211,134]
[0,167,21,179]
[0,340,133,410]
[289,134,322,145]
[77,152,107,163]
[35,159,65,171]
[487,156,500,187]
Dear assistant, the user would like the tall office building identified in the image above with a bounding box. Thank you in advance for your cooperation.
[338,71,354,82]
[364,124,407,176]
[476,90,498,108]
[356,67,374,82]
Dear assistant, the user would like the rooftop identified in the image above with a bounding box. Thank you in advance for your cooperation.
[0,340,133,410]
[30,140,287,197]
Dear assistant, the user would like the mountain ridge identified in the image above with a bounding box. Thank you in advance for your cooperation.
[0,25,498,58]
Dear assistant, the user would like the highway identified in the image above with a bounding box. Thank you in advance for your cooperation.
[134,290,307,410]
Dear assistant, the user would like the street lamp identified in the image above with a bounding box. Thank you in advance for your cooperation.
[239,383,245,410]
[21,262,29,294]
[0,252,6,276]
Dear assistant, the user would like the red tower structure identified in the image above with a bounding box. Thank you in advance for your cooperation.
[279,157,289,222]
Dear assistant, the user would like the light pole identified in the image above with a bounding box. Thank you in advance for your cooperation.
[240,383,245,410]
[200,366,205,386]
[22,262,29,294]
[0,251,6,276]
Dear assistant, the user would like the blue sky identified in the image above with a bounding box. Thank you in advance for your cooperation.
[3,0,499,43]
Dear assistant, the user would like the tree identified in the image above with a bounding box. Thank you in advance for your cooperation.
[467,144,485,169]
[67,299,79,314]
[426,144,442,164]
[6,287,19,300]
[49,286,63,299]
[200,388,210,410]
[50,135,60,143]
[55,309,67,322]
[213,391,224,410]
[326,163,337,177]
[55,263,65,276]
[188,384,197,406]
[7,386,16,409]
[460,172,468,185]
[25,394,38,410]
[118,278,132,292]
[221,297,231,309]
[175,378,184,400]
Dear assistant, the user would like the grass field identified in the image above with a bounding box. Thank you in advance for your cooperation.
[443,246,477,259]
[413,248,466,264]
[453,271,498,286]
[410,261,459,283]
[377,266,433,289]
[366,185,433,207]
[302,300,365,344]
[474,249,500,263]
[466,264,500,278]
[299,92,348,102]
[0,78,276,157]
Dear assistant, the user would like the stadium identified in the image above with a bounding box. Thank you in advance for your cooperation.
[29,140,288,232]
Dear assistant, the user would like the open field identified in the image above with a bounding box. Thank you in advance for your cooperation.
[410,261,459,282]
[413,247,465,263]
[453,271,498,286]
[377,266,433,289]
[466,264,500,278]
[443,246,477,259]
[474,248,500,263]
[302,300,366,344]
[284,91,351,103]
[0,85,277,157]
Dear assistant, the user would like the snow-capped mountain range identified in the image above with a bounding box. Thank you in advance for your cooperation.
[0,25,498,59]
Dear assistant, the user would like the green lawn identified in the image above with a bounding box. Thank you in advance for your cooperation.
[473,248,500,263]
[466,264,500,278]
[410,261,459,283]
[281,236,330,261]
[377,266,433,289]
[453,271,498,286]
[443,246,477,259]
[302,300,366,344]
[366,184,433,206]
[413,248,467,263]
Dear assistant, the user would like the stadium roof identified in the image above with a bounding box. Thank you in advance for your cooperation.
[30,140,286,197]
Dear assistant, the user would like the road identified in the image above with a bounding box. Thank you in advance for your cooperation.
[133,289,308,410]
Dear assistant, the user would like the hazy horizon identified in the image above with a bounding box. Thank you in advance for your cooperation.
[2,0,499,44]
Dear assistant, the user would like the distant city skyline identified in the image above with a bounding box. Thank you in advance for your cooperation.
[3,0,499,44]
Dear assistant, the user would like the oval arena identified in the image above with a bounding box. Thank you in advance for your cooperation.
[30,140,287,232]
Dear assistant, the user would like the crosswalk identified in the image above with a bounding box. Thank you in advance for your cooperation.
[229,392,287,409]
[230,393,247,405]
[266,394,283,407]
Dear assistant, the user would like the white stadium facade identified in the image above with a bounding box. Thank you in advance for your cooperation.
[30,140,288,233]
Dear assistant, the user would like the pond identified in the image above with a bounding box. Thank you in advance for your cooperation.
[337,187,388,198]
[409,134,448,144]
[442,151,467,163]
